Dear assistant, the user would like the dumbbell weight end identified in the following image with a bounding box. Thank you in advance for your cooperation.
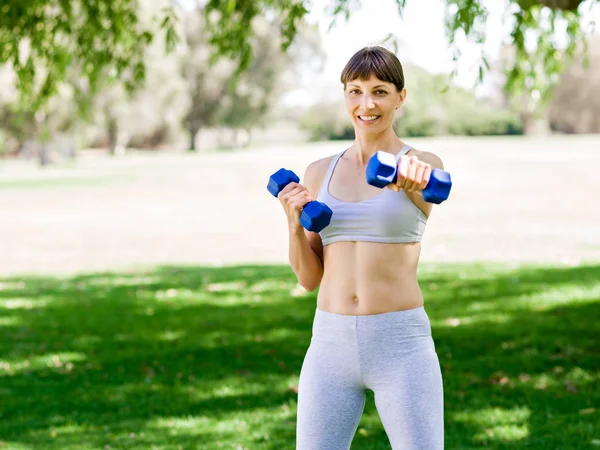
[267,168,333,232]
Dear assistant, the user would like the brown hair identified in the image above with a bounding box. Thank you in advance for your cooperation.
[340,46,405,92]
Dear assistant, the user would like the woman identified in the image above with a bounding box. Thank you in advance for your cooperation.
[277,46,445,449]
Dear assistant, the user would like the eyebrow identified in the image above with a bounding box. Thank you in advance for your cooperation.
[347,84,389,89]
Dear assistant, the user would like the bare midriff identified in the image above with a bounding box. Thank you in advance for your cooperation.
[316,240,424,315]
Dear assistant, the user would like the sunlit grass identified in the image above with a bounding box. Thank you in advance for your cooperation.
[0,262,598,449]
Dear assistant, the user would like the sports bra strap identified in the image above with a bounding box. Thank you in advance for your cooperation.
[320,150,345,191]
[319,145,411,195]
[395,144,412,161]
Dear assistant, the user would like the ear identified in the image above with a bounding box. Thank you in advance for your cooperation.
[396,88,407,110]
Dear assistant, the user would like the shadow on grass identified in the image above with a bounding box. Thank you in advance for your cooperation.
[0,262,598,449]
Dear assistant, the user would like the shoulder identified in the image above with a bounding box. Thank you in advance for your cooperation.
[407,147,444,170]
[303,153,337,195]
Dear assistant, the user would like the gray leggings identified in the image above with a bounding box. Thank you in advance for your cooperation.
[296,306,444,449]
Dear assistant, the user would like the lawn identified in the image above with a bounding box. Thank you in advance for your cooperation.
[1,262,598,449]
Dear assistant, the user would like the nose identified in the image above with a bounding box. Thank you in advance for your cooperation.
[361,93,375,110]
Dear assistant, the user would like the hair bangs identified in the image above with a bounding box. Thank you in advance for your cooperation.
[340,47,405,92]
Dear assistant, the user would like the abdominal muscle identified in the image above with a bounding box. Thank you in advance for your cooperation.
[316,240,424,315]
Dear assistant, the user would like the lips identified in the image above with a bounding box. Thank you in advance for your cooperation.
[358,115,380,123]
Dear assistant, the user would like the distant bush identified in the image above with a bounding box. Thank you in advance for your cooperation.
[394,66,523,137]
[299,64,523,140]
[298,101,354,141]
[395,103,523,137]
[0,130,8,156]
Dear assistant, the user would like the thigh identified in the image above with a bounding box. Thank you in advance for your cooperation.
[372,349,444,450]
[296,344,366,450]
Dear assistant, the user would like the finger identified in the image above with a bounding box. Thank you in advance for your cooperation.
[420,164,432,191]
[397,155,409,189]
[277,182,302,198]
[405,156,419,191]
[290,189,311,205]
[280,185,304,201]
[386,182,400,192]
[297,192,314,207]
[410,162,426,192]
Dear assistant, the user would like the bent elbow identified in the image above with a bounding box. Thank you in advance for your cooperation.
[298,275,321,293]
[301,282,319,293]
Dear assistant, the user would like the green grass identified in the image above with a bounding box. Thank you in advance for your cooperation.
[0,262,598,449]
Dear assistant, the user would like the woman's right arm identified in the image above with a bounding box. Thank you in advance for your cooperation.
[278,160,327,292]
[288,224,323,292]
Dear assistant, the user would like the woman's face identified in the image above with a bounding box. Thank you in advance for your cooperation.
[344,74,406,135]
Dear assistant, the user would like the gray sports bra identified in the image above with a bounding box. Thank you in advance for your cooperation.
[316,145,427,246]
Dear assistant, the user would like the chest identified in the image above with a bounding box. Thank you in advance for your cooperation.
[327,161,383,203]
[324,189,427,240]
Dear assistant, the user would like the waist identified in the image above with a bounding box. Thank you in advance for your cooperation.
[312,305,432,337]
[317,282,423,315]
[317,240,422,314]
[322,240,421,268]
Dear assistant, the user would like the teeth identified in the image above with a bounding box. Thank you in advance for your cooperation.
[360,116,379,121]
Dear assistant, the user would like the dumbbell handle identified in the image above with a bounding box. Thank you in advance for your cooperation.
[366,151,452,204]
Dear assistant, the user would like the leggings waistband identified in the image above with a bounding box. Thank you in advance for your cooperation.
[313,306,432,336]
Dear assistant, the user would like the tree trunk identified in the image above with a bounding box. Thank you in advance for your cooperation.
[243,129,252,148]
[108,116,118,156]
[217,129,226,149]
[39,142,51,167]
[521,111,536,135]
[232,128,239,148]
[521,110,550,135]
[188,125,199,151]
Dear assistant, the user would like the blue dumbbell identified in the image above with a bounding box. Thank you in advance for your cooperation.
[267,168,332,232]
[366,151,452,204]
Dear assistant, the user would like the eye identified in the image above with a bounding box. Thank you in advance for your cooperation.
[375,90,388,95]
[349,89,361,94]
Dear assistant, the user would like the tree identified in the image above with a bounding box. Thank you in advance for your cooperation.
[86,9,189,155]
[548,35,600,133]
[3,0,596,114]
[203,0,597,106]
[0,65,82,164]
[180,11,237,151]
[0,0,178,109]
[215,18,298,148]
[181,7,324,151]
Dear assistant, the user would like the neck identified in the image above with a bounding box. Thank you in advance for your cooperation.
[351,129,402,166]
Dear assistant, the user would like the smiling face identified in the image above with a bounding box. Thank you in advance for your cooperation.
[340,46,407,136]
[344,75,406,134]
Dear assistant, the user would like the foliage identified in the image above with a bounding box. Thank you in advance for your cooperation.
[3,0,598,114]
[0,262,598,448]
[0,2,321,154]
[0,0,179,109]
[0,130,8,155]
[181,8,323,150]
[203,0,598,110]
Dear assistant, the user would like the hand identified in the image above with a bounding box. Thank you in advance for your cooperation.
[277,182,314,229]
[388,154,432,194]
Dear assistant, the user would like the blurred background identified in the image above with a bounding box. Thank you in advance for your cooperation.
[1,0,599,275]
[1,0,599,449]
